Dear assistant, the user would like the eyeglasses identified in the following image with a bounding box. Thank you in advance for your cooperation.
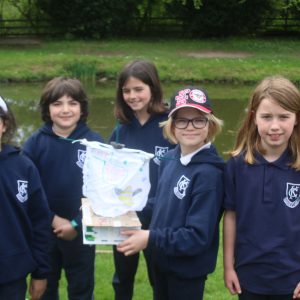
[173,117,208,129]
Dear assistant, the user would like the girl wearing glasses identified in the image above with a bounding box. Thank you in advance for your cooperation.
[117,86,224,300]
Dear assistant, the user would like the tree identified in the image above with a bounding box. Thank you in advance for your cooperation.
[4,0,44,22]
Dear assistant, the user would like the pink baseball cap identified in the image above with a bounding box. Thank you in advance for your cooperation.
[168,87,212,117]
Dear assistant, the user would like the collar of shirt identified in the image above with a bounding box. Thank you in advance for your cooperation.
[253,149,291,170]
[180,142,211,166]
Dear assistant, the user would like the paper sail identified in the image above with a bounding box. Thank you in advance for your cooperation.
[79,140,154,217]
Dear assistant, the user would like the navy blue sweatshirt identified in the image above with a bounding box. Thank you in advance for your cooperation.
[0,145,51,284]
[22,121,104,226]
[109,112,174,199]
[145,145,224,279]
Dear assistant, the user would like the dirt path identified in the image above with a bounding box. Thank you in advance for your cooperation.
[183,51,251,58]
[0,38,41,46]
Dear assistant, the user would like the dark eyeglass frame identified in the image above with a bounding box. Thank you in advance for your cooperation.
[173,117,208,129]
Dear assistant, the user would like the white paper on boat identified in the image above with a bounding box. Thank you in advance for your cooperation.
[79,139,154,217]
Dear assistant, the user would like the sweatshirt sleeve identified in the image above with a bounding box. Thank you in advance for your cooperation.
[27,160,51,279]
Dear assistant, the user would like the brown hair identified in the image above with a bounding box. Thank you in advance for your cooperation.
[40,77,89,122]
[231,76,300,170]
[114,60,166,124]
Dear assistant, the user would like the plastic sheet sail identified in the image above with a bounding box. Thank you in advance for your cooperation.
[78,139,154,217]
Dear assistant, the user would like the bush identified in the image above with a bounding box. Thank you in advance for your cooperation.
[36,0,142,38]
[166,0,274,37]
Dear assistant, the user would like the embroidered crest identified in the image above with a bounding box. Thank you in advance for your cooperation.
[76,149,86,168]
[16,180,28,203]
[283,182,300,208]
[189,89,207,104]
[174,175,190,199]
[153,146,169,165]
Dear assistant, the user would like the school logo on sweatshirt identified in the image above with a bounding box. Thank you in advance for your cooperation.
[153,146,169,165]
[76,149,86,168]
[16,180,28,203]
[283,182,300,208]
[174,175,190,199]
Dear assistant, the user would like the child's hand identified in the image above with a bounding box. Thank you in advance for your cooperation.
[117,230,149,256]
[29,278,47,300]
[224,268,241,295]
[53,220,78,241]
[52,215,69,229]
[293,282,300,298]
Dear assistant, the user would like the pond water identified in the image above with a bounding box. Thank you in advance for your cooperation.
[0,81,255,158]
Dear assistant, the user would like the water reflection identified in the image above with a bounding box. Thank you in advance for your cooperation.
[0,81,253,158]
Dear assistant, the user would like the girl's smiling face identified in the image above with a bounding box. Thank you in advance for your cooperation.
[255,97,297,158]
[122,76,152,116]
[173,107,209,155]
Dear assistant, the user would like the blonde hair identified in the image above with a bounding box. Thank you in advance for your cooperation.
[231,76,300,170]
[160,111,223,145]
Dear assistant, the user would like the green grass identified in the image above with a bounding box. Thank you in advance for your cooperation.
[25,221,234,299]
[54,242,234,300]
[56,246,153,300]
[0,38,299,84]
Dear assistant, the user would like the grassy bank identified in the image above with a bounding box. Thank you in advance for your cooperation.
[0,37,300,84]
